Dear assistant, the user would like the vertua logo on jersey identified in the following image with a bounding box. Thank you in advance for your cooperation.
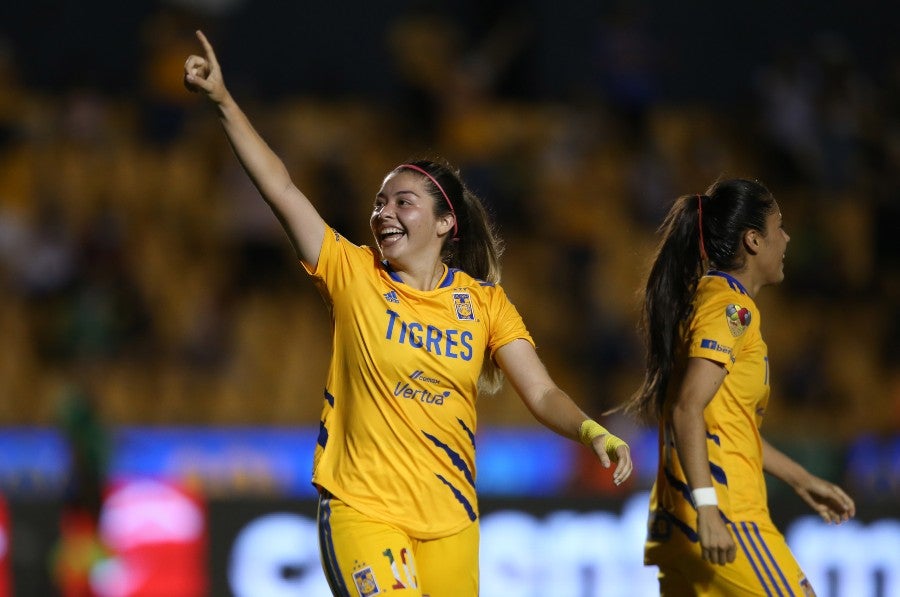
[453,292,475,321]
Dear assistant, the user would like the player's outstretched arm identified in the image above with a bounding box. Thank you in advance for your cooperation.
[762,438,856,524]
[184,30,325,266]
[494,339,633,486]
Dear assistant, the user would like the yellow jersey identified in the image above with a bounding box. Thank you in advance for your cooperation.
[646,271,772,563]
[304,227,534,539]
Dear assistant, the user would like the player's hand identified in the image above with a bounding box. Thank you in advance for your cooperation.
[697,507,735,565]
[590,435,633,486]
[794,475,856,524]
[184,30,228,104]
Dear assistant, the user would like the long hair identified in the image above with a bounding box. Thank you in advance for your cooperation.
[625,178,776,422]
[393,159,506,394]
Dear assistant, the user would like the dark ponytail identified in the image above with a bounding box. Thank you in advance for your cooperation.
[626,194,705,421]
[625,178,775,422]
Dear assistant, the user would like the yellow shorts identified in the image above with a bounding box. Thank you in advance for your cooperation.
[654,520,816,596]
[317,492,479,597]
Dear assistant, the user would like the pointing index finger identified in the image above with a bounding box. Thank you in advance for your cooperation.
[195,30,220,70]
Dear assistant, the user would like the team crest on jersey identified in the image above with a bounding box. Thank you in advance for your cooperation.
[725,303,751,337]
[453,291,475,321]
[352,566,380,596]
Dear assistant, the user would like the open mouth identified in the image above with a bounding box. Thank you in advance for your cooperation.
[379,227,405,244]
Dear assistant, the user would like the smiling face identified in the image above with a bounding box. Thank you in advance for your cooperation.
[370,170,452,266]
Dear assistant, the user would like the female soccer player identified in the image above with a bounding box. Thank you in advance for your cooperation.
[625,178,855,595]
[183,30,632,597]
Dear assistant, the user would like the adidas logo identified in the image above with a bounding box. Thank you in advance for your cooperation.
[383,290,399,303]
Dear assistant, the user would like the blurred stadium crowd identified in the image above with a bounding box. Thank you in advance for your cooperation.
[0,1,898,447]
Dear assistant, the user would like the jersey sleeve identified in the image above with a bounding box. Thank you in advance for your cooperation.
[486,284,535,356]
[687,293,755,372]
[302,225,373,296]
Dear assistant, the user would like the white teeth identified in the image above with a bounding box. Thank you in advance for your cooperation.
[380,227,404,241]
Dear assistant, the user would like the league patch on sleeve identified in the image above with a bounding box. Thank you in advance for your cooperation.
[725,304,751,337]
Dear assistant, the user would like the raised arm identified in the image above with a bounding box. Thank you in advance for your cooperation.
[494,339,632,486]
[183,30,325,265]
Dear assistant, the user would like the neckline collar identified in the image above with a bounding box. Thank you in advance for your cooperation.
[382,261,457,289]
[706,270,749,295]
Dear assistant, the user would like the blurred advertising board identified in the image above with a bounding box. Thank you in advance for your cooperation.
[1,426,898,596]
[8,491,898,597]
[4,425,897,503]
[206,494,899,597]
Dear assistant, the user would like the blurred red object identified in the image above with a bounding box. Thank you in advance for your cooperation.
[94,480,207,597]
[0,497,10,597]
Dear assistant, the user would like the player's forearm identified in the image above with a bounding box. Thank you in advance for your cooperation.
[213,93,326,262]
[671,403,715,490]
[215,94,296,210]
[524,387,591,442]
[671,358,727,492]
[762,437,810,488]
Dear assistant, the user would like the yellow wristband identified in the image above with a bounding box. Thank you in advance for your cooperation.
[579,420,628,459]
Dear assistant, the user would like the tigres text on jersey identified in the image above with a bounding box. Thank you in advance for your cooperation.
[304,227,534,539]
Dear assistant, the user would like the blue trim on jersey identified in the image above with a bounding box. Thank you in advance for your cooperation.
[706,431,721,445]
[741,521,785,596]
[709,462,729,486]
[381,260,403,283]
[664,467,694,505]
[654,507,699,543]
[732,522,773,596]
[436,473,477,521]
[381,261,459,288]
[318,496,351,597]
[668,509,699,542]
[423,431,475,487]
[707,270,749,295]
[320,391,333,448]
[457,417,476,447]
[317,421,329,448]
[751,522,795,596]
[661,505,736,544]
[665,465,734,523]
[438,268,459,288]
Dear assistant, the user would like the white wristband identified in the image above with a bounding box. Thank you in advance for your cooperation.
[692,487,718,508]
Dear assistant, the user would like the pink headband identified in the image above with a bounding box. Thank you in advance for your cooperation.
[398,163,458,239]
[697,194,708,262]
